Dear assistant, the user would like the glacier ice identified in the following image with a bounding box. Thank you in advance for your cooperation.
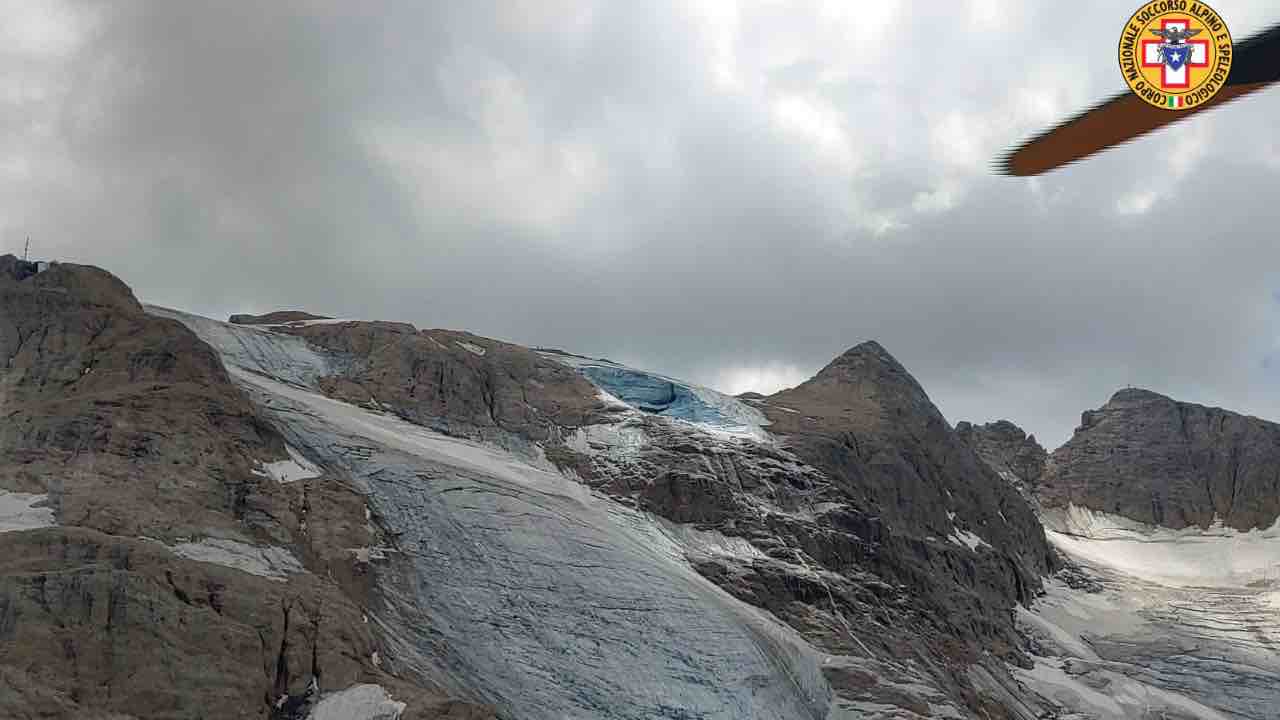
[541,352,770,441]
[1021,505,1280,719]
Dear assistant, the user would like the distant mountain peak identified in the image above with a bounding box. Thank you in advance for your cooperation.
[1107,387,1172,404]
[1044,389,1280,531]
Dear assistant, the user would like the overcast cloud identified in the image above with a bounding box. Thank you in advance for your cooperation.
[6,0,1280,448]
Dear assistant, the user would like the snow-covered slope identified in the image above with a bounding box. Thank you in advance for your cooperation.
[157,308,840,720]
[1018,504,1280,719]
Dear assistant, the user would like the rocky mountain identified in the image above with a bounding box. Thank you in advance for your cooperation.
[1039,388,1280,531]
[19,255,1247,719]
[0,256,488,719]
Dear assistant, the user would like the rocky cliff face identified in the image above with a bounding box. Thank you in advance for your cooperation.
[0,257,487,719]
[1039,388,1280,530]
[955,420,1047,496]
[758,343,1054,639]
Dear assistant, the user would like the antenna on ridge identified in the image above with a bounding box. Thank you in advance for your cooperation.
[23,236,29,262]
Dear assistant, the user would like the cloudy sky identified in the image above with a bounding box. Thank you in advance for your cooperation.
[6,0,1280,448]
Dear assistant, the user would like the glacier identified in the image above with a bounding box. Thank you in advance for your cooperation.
[152,307,836,720]
[1018,504,1280,719]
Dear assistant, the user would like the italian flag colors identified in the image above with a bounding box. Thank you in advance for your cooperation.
[1167,95,1185,108]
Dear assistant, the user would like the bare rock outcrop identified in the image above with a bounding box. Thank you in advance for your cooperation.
[955,420,1048,495]
[274,321,615,446]
[1039,388,1280,530]
[230,311,333,325]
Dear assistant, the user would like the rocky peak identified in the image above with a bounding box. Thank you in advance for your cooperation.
[956,420,1048,489]
[761,340,1053,603]
[813,340,927,393]
[770,341,943,443]
[1,254,141,313]
[1040,388,1280,530]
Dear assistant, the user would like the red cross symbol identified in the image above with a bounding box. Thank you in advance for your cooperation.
[1141,18,1210,89]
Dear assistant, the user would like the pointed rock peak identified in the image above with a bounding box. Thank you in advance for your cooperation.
[804,340,926,396]
[829,340,897,366]
[814,340,906,377]
[765,340,940,431]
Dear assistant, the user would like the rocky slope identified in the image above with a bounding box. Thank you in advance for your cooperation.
[752,345,1056,695]
[1039,388,1280,530]
[0,256,486,719]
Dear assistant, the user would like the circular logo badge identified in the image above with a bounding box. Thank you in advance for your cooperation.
[1118,1,1232,110]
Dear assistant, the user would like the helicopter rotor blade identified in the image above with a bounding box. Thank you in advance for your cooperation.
[998,23,1280,177]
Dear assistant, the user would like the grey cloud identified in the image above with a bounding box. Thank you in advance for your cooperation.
[5,0,1280,448]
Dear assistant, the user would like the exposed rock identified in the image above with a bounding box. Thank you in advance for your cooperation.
[230,311,333,325]
[0,528,368,718]
[0,258,486,719]
[0,255,285,540]
[762,343,1051,574]
[955,420,1048,491]
[273,321,616,446]
[1039,387,1280,530]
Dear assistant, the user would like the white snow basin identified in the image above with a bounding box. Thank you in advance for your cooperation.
[1045,504,1280,588]
[0,491,55,532]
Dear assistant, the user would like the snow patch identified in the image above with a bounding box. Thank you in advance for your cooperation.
[564,421,647,460]
[348,546,393,563]
[949,527,990,551]
[170,538,304,581]
[308,684,405,720]
[1045,504,1280,588]
[258,445,321,483]
[0,492,55,532]
[455,340,486,356]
